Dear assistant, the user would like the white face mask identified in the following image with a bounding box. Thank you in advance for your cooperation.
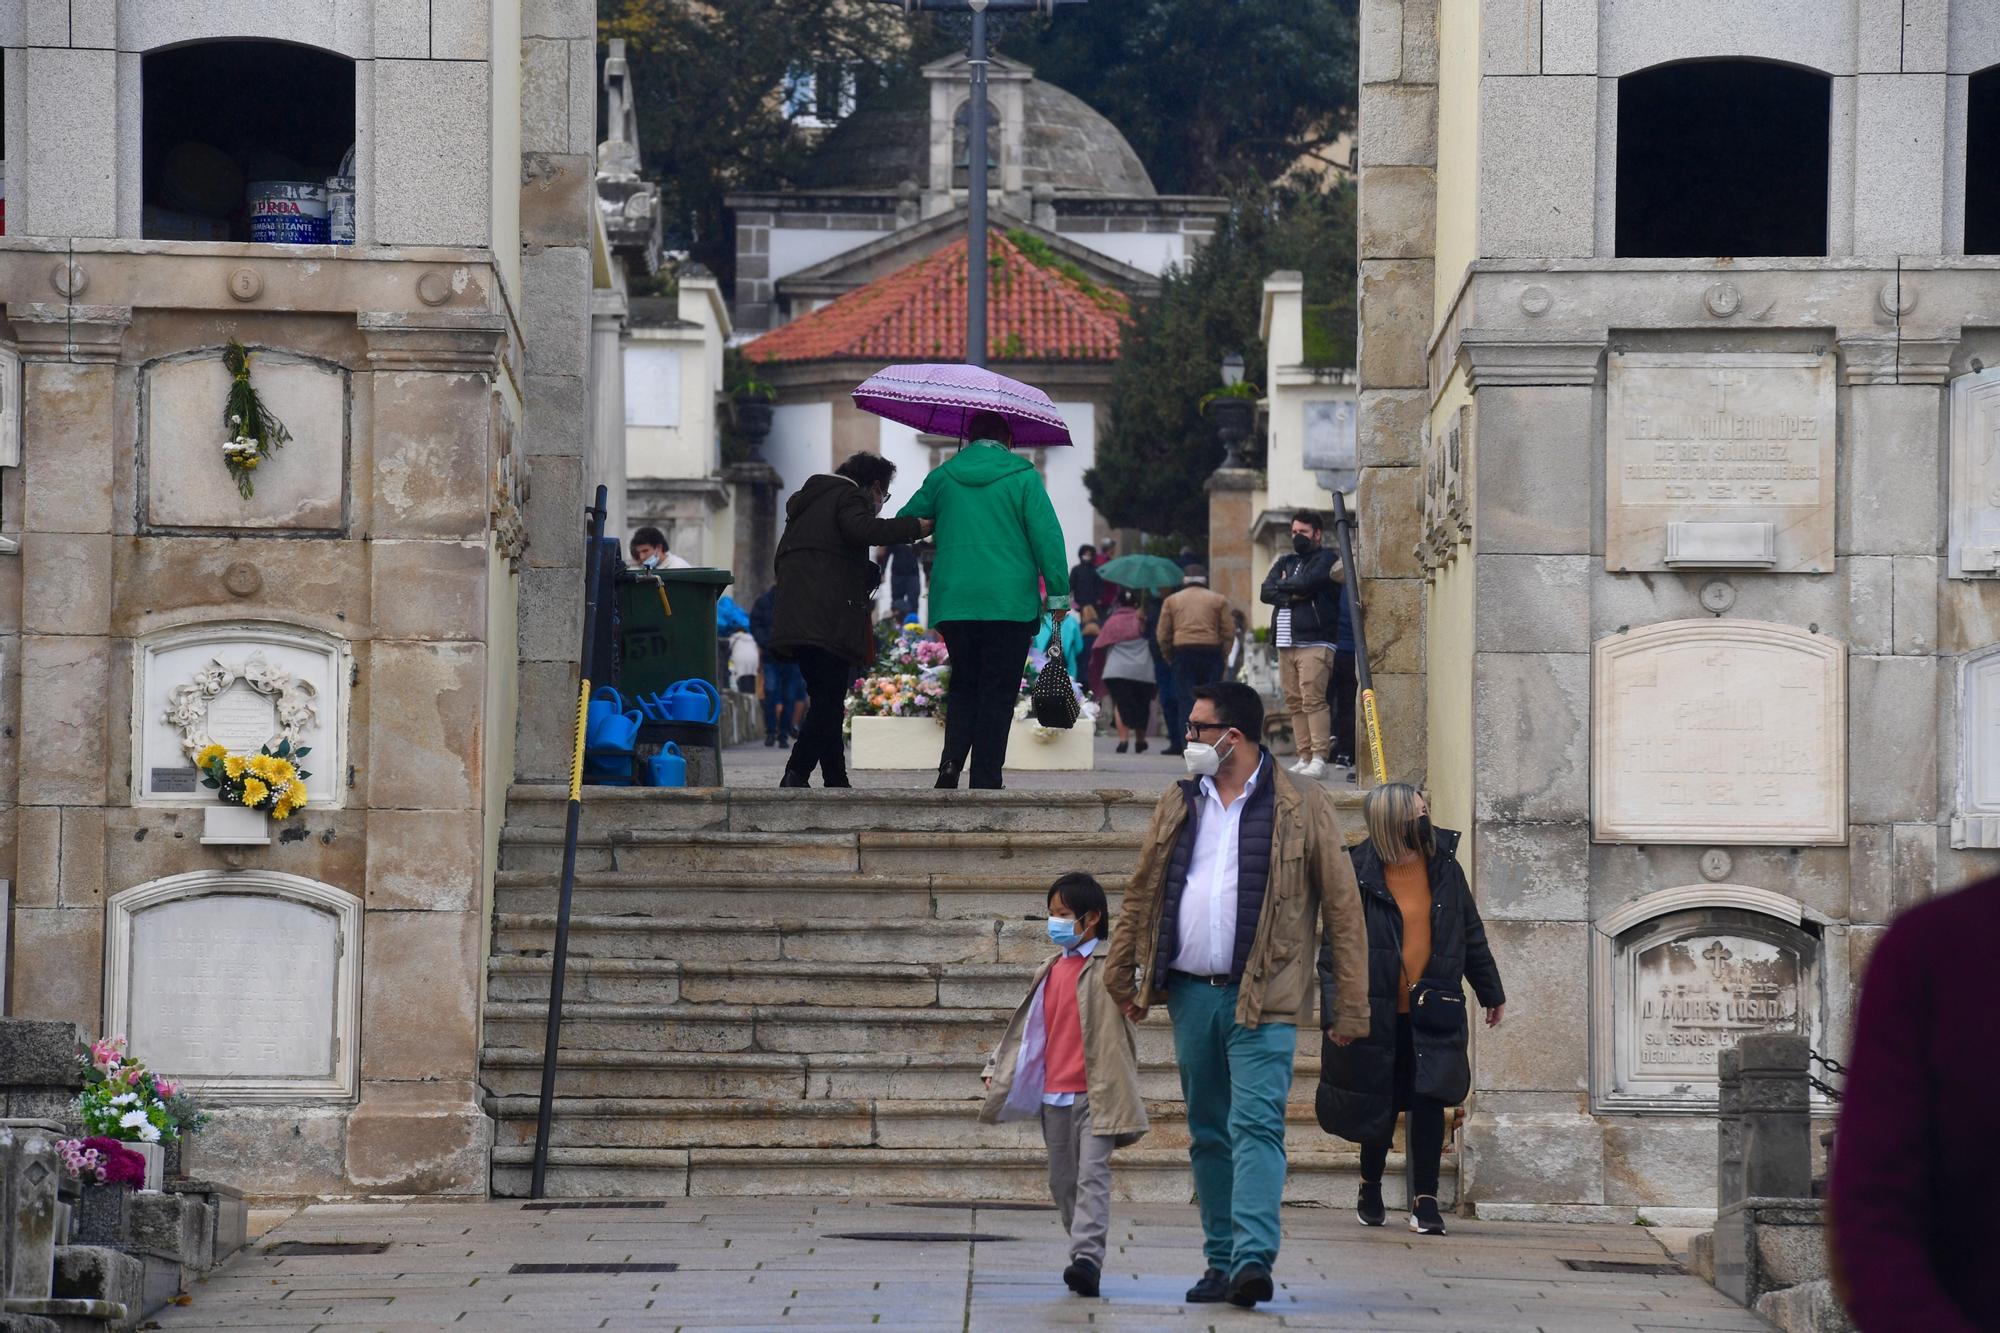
[1183,734,1236,776]
[641,554,661,569]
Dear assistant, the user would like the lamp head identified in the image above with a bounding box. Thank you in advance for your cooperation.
[1221,352,1245,387]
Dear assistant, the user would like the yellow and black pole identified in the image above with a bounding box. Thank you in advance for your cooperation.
[1329,490,1388,785]
[531,484,610,1199]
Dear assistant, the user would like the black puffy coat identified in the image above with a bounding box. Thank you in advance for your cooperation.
[1313,827,1505,1146]
[770,475,924,668]
[1259,546,1344,643]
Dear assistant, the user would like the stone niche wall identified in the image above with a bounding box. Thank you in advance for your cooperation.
[3,292,507,1199]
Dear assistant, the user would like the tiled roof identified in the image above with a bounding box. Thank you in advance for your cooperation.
[745,230,1130,365]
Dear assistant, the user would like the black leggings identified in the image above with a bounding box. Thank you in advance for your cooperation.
[785,646,854,786]
[1358,1013,1446,1199]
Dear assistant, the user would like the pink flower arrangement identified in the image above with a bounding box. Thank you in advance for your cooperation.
[57,1136,147,1188]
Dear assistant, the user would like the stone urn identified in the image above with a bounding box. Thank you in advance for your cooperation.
[1204,395,1256,468]
[732,394,775,456]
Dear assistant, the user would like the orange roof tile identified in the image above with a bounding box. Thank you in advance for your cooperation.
[745,230,1129,365]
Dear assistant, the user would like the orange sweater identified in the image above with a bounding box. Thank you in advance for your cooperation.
[1385,858,1432,1013]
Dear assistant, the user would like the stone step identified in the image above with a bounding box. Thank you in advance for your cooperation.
[492,913,1066,964]
[481,1001,1321,1062]
[477,1048,1319,1102]
[497,827,1152,877]
[503,784,1171,839]
[489,870,1135,922]
[482,1096,1336,1153]
[487,1145,1452,1206]
[486,957,1048,1008]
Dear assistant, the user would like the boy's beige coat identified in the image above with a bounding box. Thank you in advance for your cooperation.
[979,949,1149,1142]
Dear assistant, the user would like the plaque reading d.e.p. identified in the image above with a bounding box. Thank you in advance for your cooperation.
[1605,350,1836,573]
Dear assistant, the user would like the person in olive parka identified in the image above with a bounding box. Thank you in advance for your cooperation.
[1315,782,1506,1236]
[770,452,930,788]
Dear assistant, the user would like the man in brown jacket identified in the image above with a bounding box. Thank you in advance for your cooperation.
[1153,566,1236,756]
[1103,681,1369,1310]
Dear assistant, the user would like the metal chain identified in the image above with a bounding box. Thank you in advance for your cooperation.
[1807,1048,1846,1102]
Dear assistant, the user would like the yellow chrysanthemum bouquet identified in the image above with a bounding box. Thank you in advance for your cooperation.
[194,737,311,819]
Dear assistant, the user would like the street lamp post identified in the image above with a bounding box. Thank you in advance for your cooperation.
[877,0,1085,367]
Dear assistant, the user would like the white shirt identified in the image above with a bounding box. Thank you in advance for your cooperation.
[1170,762,1263,976]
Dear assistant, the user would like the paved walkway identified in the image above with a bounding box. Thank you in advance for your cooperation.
[158,1198,1770,1331]
[721,734,1363,792]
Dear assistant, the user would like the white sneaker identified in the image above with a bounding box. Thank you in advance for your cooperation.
[1300,758,1327,779]
[1287,758,1311,774]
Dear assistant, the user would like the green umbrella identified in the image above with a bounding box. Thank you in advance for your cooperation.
[1096,553,1189,591]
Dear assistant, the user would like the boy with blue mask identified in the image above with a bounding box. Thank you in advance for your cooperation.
[981,873,1148,1300]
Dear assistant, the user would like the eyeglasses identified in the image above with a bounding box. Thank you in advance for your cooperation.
[1185,721,1233,739]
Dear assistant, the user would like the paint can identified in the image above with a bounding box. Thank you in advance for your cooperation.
[247,180,329,245]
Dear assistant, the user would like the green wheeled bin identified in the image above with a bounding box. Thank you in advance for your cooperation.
[615,566,733,786]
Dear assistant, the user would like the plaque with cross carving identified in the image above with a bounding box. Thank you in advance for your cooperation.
[1605,350,1835,573]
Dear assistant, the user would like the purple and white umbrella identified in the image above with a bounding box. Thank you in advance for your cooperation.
[851,363,1074,447]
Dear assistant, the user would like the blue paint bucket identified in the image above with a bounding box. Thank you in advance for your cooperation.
[248,181,329,244]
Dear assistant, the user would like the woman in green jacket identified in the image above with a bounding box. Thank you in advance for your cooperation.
[899,411,1071,789]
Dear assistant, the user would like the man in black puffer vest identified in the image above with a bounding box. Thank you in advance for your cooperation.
[1104,682,1369,1310]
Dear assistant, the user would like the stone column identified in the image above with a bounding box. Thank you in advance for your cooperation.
[5,304,128,1031]
[0,1020,87,1122]
[1355,0,1439,785]
[347,313,506,1196]
[1204,467,1261,619]
[515,0,599,785]
[589,293,629,545]
[725,461,782,600]
[1457,330,1608,1212]
[0,1118,63,1303]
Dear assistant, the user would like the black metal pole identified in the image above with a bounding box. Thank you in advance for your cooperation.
[1329,490,1385,784]
[530,483,609,1199]
[967,5,989,367]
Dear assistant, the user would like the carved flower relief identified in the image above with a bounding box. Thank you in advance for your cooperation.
[164,651,321,761]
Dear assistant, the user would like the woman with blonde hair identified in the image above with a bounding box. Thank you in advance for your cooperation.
[1313,782,1505,1235]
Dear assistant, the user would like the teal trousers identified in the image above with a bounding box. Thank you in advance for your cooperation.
[1165,974,1298,1273]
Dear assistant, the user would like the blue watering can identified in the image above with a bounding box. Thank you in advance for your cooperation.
[647,742,687,788]
[657,678,721,724]
[592,705,645,753]
[585,686,627,746]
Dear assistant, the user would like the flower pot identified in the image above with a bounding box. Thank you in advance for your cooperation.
[75,1181,131,1244]
[202,803,270,846]
[850,715,945,770]
[131,1140,165,1192]
[849,714,1095,771]
[1204,396,1255,437]
[733,396,775,452]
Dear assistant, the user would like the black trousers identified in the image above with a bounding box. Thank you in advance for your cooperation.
[1328,649,1358,762]
[1358,1013,1446,1199]
[785,646,854,786]
[1105,678,1155,731]
[937,619,1037,789]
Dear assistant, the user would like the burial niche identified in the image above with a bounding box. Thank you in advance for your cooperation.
[1615,61,1831,259]
[1592,620,1846,845]
[1592,886,1826,1114]
[1968,67,2000,256]
[104,872,360,1101]
[1952,645,2000,848]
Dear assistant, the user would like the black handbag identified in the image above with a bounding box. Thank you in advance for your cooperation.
[1029,657,1082,729]
[1408,979,1467,1038]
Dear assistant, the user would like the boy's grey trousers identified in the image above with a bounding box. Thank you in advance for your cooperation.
[1039,1095,1115,1265]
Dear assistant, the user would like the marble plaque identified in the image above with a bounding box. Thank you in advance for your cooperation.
[105,872,361,1101]
[1592,619,1846,844]
[1420,405,1470,576]
[1952,646,2000,848]
[1605,351,1835,573]
[1948,367,2000,579]
[143,349,348,531]
[136,625,347,807]
[1599,902,1821,1112]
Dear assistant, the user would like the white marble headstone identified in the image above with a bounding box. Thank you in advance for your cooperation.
[1605,350,1836,573]
[1592,619,1846,844]
[1952,647,2000,848]
[1948,367,2000,579]
[105,873,361,1101]
[136,625,347,806]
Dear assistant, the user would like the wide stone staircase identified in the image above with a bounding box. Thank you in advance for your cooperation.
[481,783,1449,1206]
